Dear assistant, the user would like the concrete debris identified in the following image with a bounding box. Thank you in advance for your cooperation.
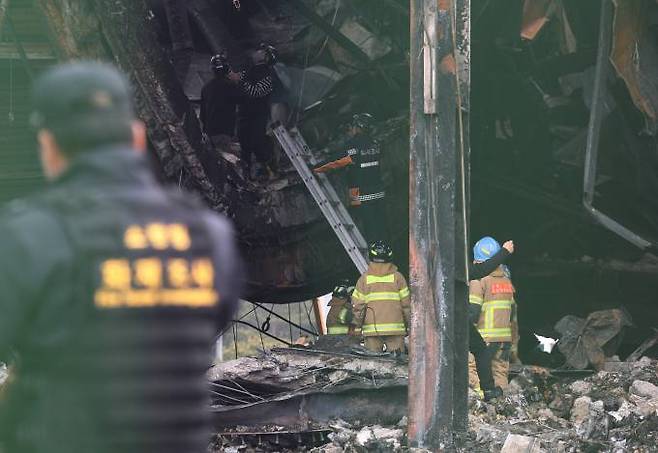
[500,433,542,453]
[210,348,408,429]
[465,357,658,452]
[570,396,593,427]
[355,425,404,450]
[630,380,658,400]
[215,352,658,453]
[572,398,608,440]
[569,380,592,396]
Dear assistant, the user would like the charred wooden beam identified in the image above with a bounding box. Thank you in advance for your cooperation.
[409,0,469,448]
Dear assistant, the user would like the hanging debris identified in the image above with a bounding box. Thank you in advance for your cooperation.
[555,309,633,370]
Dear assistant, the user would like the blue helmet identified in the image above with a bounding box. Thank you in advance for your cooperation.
[473,236,501,262]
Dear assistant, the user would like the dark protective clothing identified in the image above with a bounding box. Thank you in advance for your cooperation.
[0,147,242,453]
[352,262,410,352]
[468,324,497,391]
[200,76,243,137]
[314,132,387,242]
[237,64,274,170]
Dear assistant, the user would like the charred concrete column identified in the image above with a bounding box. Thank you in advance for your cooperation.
[452,0,471,433]
[409,0,470,448]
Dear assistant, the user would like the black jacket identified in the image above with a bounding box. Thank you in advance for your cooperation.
[200,76,242,136]
[314,133,385,205]
[469,248,510,280]
[0,147,242,453]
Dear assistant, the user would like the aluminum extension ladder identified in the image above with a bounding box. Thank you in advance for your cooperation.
[272,123,368,273]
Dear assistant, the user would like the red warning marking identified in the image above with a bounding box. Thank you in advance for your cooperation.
[490,282,514,294]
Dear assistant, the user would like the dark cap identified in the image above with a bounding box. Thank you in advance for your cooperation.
[30,61,135,131]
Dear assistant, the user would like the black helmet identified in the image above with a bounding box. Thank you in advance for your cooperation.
[350,113,373,131]
[258,43,278,66]
[369,240,392,263]
[332,283,350,299]
[210,52,229,77]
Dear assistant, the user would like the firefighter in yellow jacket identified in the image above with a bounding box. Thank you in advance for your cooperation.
[326,281,354,335]
[352,241,411,354]
[468,236,518,389]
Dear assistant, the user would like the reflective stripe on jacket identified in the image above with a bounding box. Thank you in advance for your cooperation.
[327,325,349,334]
[313,133,384,207]
[352,262,410,337]
[469,267,516,343]
[326,296,350,335]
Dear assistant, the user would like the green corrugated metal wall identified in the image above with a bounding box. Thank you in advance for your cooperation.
[0,0,56,205]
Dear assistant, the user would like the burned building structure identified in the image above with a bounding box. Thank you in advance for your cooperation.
[1,0,658,396]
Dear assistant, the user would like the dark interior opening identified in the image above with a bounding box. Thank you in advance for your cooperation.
[471,0,658,364]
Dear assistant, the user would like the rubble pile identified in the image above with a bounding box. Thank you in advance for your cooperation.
[213,354,658,452]
[466,356,658,452]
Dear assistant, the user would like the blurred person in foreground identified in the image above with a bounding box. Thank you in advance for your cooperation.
[0,62,242,453]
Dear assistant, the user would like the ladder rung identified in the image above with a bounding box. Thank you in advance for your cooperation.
[274,125,368,273]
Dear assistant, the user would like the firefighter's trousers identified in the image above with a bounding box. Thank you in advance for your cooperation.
[364,335,404,353]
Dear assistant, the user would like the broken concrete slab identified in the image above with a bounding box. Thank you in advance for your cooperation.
[570,396,593,426]
[630,380,658,400]
[500,433,542,453]
[573,398,608,441]
[210,348,408,429]
[569,380,592,396]
[355,425,404,450]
